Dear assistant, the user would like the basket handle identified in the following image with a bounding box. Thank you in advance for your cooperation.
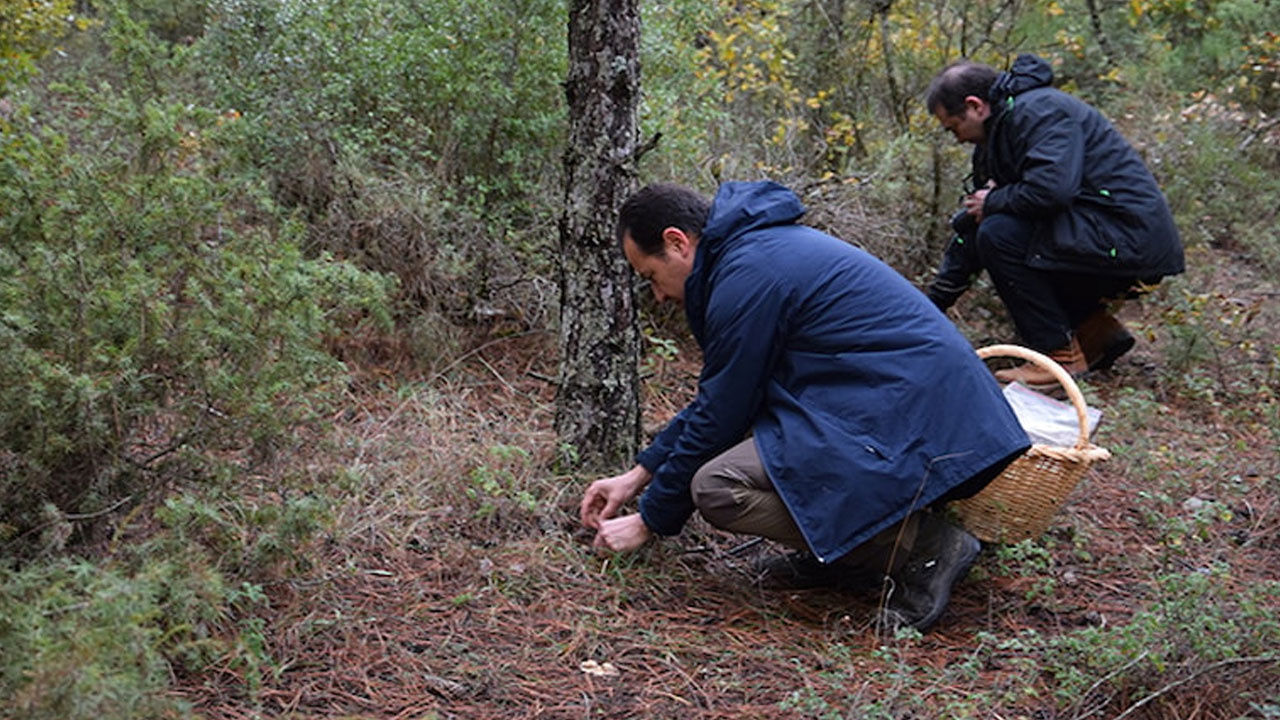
[977,344,1093,449]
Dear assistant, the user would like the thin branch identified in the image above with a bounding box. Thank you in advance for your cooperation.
[1110,655,1280,720]
[427,330,548,387]
[62,494,135,521]
[632,132,663,166]
[473,352,519,398]
[527,370,560,386]
[1069,649,1150,720]
[5,495,137,547]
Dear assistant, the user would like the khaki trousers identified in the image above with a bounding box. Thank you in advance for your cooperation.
[690,437,919,577]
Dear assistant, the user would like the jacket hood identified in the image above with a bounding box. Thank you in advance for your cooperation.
[989,53,1054,104]
[700,181,806,247]
[683,180,806,346]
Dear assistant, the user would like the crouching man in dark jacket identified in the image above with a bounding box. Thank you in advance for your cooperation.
[580,181,1030,632]
[926,54,1185,388]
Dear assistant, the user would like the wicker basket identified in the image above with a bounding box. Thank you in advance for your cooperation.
[951,344,1112,543]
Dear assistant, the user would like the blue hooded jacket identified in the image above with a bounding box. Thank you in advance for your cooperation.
[636,181,1029,562]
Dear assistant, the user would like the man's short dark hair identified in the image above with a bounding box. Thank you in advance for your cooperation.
[617,183,711,257]
[925,60,999,117]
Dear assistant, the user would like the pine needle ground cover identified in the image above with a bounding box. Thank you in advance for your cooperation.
[170,258,1280,719]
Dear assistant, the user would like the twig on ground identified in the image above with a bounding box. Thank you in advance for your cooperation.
[1069,649,1150,720]
[1108,655,1280,720]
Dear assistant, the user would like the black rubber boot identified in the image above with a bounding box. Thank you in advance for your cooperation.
[755,551,841,589]
[880,514,981,632]
[755,551,886,592]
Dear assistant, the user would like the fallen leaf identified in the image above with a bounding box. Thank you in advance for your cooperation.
[579,659,620,677]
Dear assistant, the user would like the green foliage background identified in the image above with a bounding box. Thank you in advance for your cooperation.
[1,0,1278,716]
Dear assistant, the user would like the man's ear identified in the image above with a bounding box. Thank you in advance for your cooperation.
[964,95,990,118]
[661,227,694,258]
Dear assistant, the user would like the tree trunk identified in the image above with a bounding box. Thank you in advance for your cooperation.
[873,1,908,132]
[1084,0,1117,69]
[805,0,849,173]
[556,0,643,472]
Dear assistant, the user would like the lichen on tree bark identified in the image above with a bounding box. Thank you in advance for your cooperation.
[556,0,644,472]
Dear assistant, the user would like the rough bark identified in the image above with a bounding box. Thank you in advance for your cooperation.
[804,0,850,172]
[1084,0,1117,69]
[556,0,643,472]
[873,0,909,132]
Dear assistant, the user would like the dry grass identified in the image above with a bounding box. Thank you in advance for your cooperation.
[173,247,1280,719]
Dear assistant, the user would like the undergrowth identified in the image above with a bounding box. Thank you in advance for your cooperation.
[2,0,1279,717]
[0,481,331,719]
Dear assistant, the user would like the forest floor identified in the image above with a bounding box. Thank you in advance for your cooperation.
[174,242,1279,719]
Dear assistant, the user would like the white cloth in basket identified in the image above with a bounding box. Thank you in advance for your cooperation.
[1003,381,1101,447]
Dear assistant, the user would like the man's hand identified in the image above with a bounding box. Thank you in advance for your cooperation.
[592,513,653,553]
[963,180,996,223]
[963,188,990,223]
[580,465,651,529]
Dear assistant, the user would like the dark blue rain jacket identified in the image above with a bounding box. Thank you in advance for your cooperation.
[635,181,1029,563]
[932,54,1184,307]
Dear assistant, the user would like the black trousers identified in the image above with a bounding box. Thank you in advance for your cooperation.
[975,214,1146,352]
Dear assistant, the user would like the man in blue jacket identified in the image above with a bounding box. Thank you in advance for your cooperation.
[925,54,1184,388]
[579,181,1030,631]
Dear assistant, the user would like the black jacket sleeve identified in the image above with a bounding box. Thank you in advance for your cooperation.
[982,96,1084,217]
[927,211,981,312]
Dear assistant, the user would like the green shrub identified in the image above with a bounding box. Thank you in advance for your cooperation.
[1150,111,1280,272]
[1045,569,1280,713]
[0,0,85,95]
[177,0,566,334]
[152,488,332,582]
[0,484,313,718]
[195,0,566,210]
[0,8,393,556]
[0,559,189,718]
[115,0,212,44]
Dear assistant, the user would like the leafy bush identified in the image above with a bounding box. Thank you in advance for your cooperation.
[1146,107,1280,272]
[195,0,565,210]
[1045,569,1280,714]
[116,0,211,44]
[305,161,558,349]
[0,483,323,718]
[0,559,193,718]
[176,0,566,337]
[0,5,393,556]
[152,485,332,582]
[0,0,86,94]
